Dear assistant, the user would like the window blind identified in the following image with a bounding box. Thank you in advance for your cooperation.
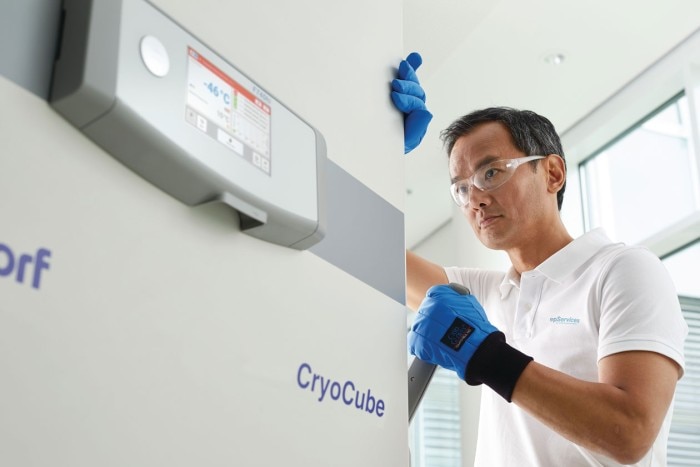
[410,367,462,467]
[668,296,700,466]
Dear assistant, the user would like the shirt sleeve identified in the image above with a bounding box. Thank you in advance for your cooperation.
[445,266,471,290]
[444,266,505,301]
[597,246,688,373]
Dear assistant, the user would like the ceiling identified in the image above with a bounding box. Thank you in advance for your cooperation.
[402,0,700,248]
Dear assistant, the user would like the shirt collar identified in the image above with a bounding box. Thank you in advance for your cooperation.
[498,228,615,298]
[499,267,520,299]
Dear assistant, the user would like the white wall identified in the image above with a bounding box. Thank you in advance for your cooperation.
[0,1,409,466]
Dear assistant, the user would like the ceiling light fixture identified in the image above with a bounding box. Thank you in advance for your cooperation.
[544,53,566,65]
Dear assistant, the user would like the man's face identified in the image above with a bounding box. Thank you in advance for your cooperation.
[448,121,550,251]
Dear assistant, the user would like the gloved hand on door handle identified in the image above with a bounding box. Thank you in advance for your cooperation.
[408,284,533,402]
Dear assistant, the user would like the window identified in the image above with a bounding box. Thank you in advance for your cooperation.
[579,94,700,465]
[661,240,700,466]
[409,367,462,467]
[565,27,700,467]
[579,93,700,245]
[663,240,700,298]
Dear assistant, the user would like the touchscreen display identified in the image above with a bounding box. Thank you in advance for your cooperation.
[185,47,272,175]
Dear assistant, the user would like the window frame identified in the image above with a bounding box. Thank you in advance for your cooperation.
[577,91,691,238]
[561,30,700,257]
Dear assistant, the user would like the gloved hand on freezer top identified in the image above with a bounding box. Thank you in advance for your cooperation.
[391,52,432,154]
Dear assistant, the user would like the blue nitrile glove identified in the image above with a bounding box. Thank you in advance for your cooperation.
[409,284,533,402]
[391,52,433,154]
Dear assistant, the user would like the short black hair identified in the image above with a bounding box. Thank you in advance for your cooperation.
[441,107,566,210]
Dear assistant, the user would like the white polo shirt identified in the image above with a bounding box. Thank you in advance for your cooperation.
[445,228,687,466]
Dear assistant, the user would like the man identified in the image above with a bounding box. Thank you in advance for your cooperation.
[392,54,688,466]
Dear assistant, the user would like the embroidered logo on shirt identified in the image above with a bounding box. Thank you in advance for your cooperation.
[441,317,474,351]
[549,316,581,325]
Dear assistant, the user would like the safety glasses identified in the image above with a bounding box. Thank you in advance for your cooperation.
[450,155,545,207]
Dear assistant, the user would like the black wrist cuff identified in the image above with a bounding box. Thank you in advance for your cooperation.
[464,332,533,402]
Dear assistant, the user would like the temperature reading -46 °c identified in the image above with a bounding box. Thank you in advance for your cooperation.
[205,82,231,106]
[186,48,233,131]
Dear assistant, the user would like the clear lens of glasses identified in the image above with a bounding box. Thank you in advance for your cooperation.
[450,155,545,207]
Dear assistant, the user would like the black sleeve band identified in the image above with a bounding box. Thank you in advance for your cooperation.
[464,332,533,402]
